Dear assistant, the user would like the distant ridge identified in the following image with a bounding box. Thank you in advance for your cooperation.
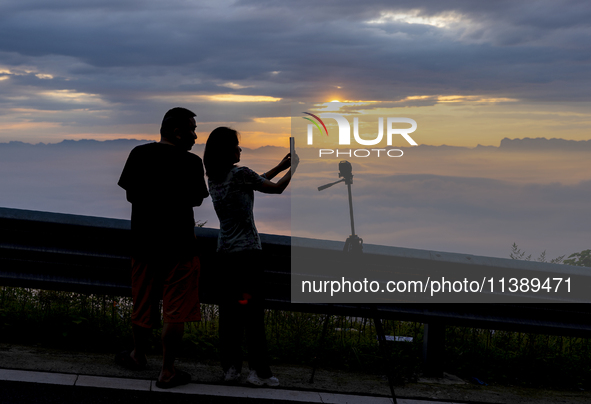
[2,138,590,152]
[0,139,286,152]
[0,139,156,149]
[499,137,591,151]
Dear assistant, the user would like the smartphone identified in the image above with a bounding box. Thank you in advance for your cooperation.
[290,137,295,156]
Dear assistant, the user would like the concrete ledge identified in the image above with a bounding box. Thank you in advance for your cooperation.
[152,382,248,397]
[320,391,394,403]
[0,369,77,385]
[0,368,449,404]
[396,401,457,404]
[76,374,151,391]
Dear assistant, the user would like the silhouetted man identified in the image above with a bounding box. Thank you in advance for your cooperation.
[116,107,209,389]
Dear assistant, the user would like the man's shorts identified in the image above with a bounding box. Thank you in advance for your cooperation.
[131,255,201,328]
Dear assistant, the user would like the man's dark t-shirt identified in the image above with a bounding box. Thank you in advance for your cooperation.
[118,142,209,260]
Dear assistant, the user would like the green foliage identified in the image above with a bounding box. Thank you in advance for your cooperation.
[510,243,532,261]
[564,249,591,267]
[3,285,591,389]
[511,243,591,268]
[445,327,591,389]
[510,242,564,263]
[0,287,421,382]
[0,288,134,351]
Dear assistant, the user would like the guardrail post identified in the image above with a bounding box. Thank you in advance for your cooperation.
[422,321,445,377]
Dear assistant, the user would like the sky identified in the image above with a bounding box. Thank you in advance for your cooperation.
[1,0,591,147]
[0,1,590,259]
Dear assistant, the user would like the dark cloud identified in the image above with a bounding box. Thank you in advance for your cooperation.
[0,1,590,151]
[0,0,590,109]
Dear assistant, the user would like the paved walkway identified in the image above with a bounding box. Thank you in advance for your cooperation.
[1,343,590,403]
[0,368,440,404]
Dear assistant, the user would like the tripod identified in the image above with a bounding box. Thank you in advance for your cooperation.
[317,161,363,254]
[311,161,397,403]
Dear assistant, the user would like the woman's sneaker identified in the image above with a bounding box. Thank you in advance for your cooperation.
[223,366,241,383]
[246,370,279,387]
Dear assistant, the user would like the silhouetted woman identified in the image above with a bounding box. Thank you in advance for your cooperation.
[204,127,298,387]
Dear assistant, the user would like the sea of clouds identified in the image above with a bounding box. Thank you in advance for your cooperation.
[1,138,589,259]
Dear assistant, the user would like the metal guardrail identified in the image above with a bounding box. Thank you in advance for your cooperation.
[1,206,591,376]
[0,207,291,304]
[291,237,591,303]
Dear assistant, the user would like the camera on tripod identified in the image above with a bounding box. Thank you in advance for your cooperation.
[338,160,353,184]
